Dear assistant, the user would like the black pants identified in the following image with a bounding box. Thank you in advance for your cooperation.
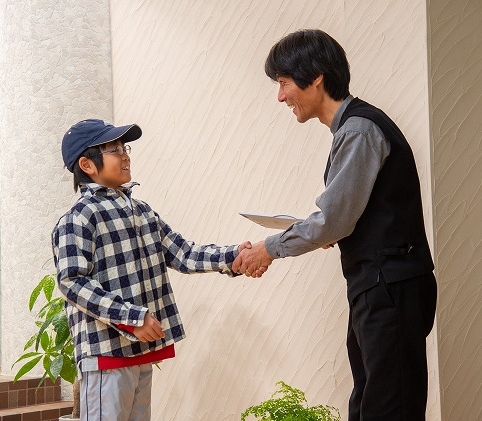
[347,272,437,421]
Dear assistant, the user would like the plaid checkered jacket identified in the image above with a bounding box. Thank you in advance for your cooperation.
[52,182,239,364]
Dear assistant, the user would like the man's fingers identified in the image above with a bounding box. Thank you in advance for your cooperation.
[232,256,241,273]
[253,266,268,278]
[233,251,246,273]
[233,248,252,273]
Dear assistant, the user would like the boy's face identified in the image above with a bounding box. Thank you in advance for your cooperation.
[91,140,132,189]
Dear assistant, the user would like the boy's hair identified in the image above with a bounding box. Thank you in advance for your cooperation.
[265,29,350,100]
[72,145,104,192]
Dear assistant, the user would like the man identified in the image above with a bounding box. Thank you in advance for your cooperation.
[233,29,437,421]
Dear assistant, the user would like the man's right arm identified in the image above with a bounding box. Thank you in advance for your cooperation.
[265,118,390,260]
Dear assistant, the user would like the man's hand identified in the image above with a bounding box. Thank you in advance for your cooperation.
[134,312,165,342]
[236,241,267,277]
[232,241,273,277]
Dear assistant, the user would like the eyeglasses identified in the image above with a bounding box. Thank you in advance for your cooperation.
[99,145,131,156]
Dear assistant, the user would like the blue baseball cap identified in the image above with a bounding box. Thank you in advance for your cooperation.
[62,119,142,172]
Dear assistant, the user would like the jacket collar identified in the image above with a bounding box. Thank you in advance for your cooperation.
[80,181,139,197]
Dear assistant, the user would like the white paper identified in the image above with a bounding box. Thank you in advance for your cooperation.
[239,213,304,230]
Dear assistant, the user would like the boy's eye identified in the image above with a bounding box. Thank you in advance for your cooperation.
[99,145,131,156]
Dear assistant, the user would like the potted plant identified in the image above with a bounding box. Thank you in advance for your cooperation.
[12,274,80,420]
[241,381,340,421]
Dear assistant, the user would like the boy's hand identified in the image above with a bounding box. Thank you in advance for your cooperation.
[134,312,165,342]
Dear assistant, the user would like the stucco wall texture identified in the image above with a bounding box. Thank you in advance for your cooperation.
[0,0,114,404]
[1,1,481,421]
[429,1,482,420]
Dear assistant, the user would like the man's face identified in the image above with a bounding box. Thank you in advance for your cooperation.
[276,76,321,123]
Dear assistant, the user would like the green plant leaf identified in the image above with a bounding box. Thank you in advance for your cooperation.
[29,274,55,311]
[60,354,77,384]
[35,315,55,351]
[42,355,57,383]
[41,274,56,301]
[15,273,77,389]
[23,334,38,351]
[38,297,64,320]
[64,342,75,357]
[13,355,42,382]
[241,382,340,421]
[46,298,65,318]
[39,331,51,352]
[50,354,64,378]
[29,279,45,311]
[52,312,70,347]
[12,352,41,367]
[36,372,49,390]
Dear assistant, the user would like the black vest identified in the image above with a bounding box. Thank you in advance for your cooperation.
[327,98,434,302]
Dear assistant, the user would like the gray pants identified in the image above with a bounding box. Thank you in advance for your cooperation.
[80,364,153,421]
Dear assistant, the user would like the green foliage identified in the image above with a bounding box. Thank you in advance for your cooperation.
[12,274,77,387]
[241,381,340,421]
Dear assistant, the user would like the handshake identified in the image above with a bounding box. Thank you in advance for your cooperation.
[234,241,274,278]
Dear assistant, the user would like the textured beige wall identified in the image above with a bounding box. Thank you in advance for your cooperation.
[110,1,439,420]
[11,1,480,420]
[428,1,482,420]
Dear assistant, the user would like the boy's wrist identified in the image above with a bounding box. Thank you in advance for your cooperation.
[116,323,136,333]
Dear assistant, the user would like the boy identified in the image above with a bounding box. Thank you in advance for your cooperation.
[52,119,254,421]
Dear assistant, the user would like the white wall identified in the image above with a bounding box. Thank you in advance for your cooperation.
[110,1,439,420]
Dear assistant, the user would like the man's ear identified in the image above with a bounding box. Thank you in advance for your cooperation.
[78,156,97,175]
[313,74,323,88]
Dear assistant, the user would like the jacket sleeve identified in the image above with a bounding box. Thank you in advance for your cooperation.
[156,214,239,277]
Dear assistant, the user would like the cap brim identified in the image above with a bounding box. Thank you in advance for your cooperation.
[91,124,142,147]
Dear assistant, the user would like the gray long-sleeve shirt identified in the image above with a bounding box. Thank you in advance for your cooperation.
[265,95,391,258]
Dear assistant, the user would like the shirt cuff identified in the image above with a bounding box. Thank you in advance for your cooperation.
[265,234,284,259]
[119,306,148,327]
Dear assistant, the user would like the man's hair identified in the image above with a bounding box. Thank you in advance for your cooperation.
[265,29,350,100]
[72,146,104,192]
